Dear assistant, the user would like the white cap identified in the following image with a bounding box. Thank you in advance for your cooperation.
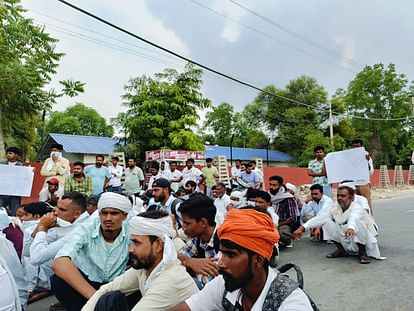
[285,182,298,194]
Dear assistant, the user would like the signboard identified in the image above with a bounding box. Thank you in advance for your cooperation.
[325,147,369,184]
[145,150,205,162]
[0,164,34,197]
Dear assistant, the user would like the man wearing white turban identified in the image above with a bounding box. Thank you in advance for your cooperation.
[52,192,133,311]
[82,210,198,311]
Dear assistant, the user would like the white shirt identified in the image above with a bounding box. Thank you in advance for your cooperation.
[301,195,333,219]
[214,194,231,226]
[411,150,414,164]
[29,212,90,266]
[0,234,27,309]
[82,261,198,311]
[160,169,171,180]
[186,268,313,311]
[108,165,123,187]
[253,168,264,183]
[354,152,374,185]
[147,172,162,190]
[231,166,241,178]
[169,169,183,192]
[39,187,64,202]
[181,166,202,186]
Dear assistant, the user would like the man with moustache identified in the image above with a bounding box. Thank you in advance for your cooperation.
[293,184,382,264]
[84,155,111,196]
[169,209,313,310]
[51,192,132,311]
[64,162,93,197]
[81,210,198,311]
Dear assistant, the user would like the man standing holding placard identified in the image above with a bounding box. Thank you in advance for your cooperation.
[351,139,374,213]
[0,147,24,216]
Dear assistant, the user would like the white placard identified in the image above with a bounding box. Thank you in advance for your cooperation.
[0,164,34,197]
[325,147,369,184]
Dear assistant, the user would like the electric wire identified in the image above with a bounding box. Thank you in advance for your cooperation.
[55,0,413,121]
[188,0,358,74]
[228,0,363,69]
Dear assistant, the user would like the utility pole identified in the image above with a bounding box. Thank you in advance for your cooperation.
[329,101,334,147]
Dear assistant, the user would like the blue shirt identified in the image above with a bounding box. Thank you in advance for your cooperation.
[240,171,260,186]
[84,165,111,195]
[55,217,130,283]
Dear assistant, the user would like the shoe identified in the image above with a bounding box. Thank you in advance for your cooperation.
[49,302,66,311]
[28,290,52,304]
[326,249,349,258]
[359,252,370,264]
[285,241,293,248]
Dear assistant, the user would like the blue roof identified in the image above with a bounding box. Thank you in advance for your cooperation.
[205,145,292,162]
[49,133,118,155]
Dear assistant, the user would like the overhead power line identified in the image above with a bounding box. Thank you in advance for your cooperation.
[188,0,358,74]
[228,0,363,69]
[55,0,413,121]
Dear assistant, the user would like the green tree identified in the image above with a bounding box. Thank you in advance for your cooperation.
[341,63,413,166]
[0,0,83,159]
[119,63,211,160]
[257,76,329,164]
[202,102,269,148]
[45,103,114,137]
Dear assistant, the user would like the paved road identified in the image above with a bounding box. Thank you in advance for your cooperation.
[28,196,414,311]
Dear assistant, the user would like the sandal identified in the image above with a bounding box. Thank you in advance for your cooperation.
[359,252,370,264]
[326,249,349,258]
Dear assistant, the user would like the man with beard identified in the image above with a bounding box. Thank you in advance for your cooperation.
[124,158,145,196]
[64,162,93,197]
[268,176,298,248]
[147,161,162,190]
[293,185,383,264]
[168,161,183,193]
[150,178,183,225]
[81,210,198,311]
[51,192,132,310]
[84,155,111,196]
[169,209,313,311]
[39,177,64,206]
[183,180,197,200]
[181,158,205,189]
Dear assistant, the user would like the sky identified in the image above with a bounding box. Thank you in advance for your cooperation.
[21,0,414,123]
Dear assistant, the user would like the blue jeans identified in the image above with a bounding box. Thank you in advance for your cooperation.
[107,186,122,193]
[0,195,21,216]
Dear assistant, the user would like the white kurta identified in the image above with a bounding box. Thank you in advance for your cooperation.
[303,202,383,259]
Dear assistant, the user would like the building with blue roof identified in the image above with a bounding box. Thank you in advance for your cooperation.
[37,133,118,163]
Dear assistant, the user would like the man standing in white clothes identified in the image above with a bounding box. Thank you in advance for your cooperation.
[107,156,123,193]
[168,161,183,193]
[181,158,205,189]
[213,183,230,226]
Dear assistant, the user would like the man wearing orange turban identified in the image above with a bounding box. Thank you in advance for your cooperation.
[169,208,313,311]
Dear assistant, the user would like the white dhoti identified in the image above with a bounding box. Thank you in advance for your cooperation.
[322,218,382,259]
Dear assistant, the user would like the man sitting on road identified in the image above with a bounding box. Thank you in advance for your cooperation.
[81,210,198,311]
[268,176,298,248]
[240,163,261,189]
[29,192,90,290]
[51,192,132,310]
[293,184,382,264]
[169,208,314,311]
[178,195,219,289]
[300,184,333,241]
[38,178,64,207]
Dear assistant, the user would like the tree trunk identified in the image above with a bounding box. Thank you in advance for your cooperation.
[0,105,5,159]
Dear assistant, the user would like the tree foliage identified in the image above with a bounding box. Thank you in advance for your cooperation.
[202,102,269,149]
[118,63,210,160]
[45,103,114,137]
[256,76,329,164]
[0,0,83,159]
[340,63,413,166]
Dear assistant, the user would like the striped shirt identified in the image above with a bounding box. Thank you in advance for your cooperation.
[64,174,93,197]
[55,217,130,283]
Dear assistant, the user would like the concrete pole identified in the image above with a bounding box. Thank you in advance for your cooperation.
[329,101,334,147]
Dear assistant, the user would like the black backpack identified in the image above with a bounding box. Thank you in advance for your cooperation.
[222,263,319,311]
